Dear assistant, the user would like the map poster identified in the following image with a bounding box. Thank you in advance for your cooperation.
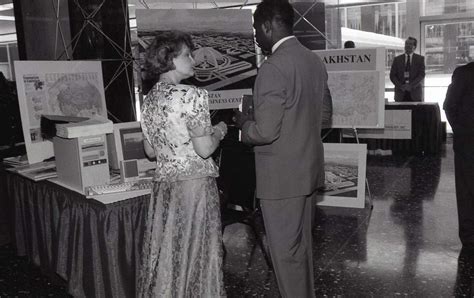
[327,70,385,128]
[314,48,385,129]
[136,9,256,108]
[317,143,367,209]
[14,61,107,164]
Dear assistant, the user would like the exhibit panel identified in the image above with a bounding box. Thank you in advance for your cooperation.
[313,47,386,129]
[14,61,107,164]
[135,8,256,110]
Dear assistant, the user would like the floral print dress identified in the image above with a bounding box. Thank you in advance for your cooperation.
[137,82,225,297]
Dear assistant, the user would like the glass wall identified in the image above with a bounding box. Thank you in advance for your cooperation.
[344,2,406,38]
[0,43,18,80]
[417,0,473,132]
[422,0,474,16]
[424,20,474,73]
[333,1,407,39]
[422,19,474,131]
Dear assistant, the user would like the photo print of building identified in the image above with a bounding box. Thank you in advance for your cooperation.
[318,143,367,208]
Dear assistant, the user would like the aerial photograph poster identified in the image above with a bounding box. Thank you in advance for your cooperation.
[136,9,257,110]
[317,143,367,209]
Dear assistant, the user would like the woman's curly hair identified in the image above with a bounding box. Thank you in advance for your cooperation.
[142,31,194,94]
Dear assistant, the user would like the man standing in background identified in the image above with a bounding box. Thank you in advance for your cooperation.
[344,40,355,49]
[390,37,425,102]
[233,0,328,296]
[443,62,474,252]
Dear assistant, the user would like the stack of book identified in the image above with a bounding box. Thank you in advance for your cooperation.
[56,116,113,138]
[2,155,29,167]
[8,160,57,181]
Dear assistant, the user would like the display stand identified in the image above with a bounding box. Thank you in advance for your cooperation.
[321,128,334,142]
[349,127,373,209]
[321,128,343,143]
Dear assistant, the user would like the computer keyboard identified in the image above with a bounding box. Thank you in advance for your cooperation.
[85,179,153,196]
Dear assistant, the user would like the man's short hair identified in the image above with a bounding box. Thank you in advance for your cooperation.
[344,40,355,48]
[407,36,417,48]
[254,0,294,32]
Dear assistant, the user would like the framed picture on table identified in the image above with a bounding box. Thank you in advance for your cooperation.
[317,143,367,209]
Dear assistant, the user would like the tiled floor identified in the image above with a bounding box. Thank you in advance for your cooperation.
[1,141,473,297]
[223,141,472,297]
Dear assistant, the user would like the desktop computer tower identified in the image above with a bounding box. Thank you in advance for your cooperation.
[53,134,110,192]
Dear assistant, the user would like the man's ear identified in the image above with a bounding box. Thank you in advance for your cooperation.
[262,20,272,35]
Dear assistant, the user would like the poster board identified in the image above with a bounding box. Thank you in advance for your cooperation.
[317,143,367,209]
[14,61,107,164]
[136,9,256,110]
[313,48,385,129]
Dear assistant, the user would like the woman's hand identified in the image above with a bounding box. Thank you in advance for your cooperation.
[192,122,228,159]
[213,121,228,140]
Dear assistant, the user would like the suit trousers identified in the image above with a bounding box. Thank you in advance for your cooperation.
[454,136,474,247]
[260,194,315,298]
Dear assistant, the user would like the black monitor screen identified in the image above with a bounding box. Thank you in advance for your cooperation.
[119,127,146,161]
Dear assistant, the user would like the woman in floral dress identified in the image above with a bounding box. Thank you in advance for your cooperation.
[137,31,227,297]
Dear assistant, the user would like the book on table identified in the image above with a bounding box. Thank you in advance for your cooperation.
[55,116,113,138]
[9,160,57,181]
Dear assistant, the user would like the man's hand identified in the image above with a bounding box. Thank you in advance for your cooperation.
[232,110,250,129]
[401,84,411,92]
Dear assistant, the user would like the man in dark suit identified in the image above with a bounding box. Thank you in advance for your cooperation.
[443,62,474,252]
[390,37,425,102]
[233,0,329,296]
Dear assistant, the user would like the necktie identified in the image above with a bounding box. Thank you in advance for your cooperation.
[405,54,411,71]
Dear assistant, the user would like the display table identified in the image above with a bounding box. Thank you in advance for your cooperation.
[4,170,149,297]
[344,102,443,155]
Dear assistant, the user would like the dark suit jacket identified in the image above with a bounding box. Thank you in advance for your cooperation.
[390,53,425,102]
[443,62,474,136]
[241,38,327,199]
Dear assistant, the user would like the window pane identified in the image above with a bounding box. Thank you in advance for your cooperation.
[425,21,474,73]
[423,0,474,16]
[423,20,474,132]
[347,7,361,30]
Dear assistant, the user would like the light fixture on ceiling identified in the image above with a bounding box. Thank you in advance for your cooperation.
[0,16,14,21]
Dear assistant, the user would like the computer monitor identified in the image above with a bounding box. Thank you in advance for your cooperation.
[107,121,156,173]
